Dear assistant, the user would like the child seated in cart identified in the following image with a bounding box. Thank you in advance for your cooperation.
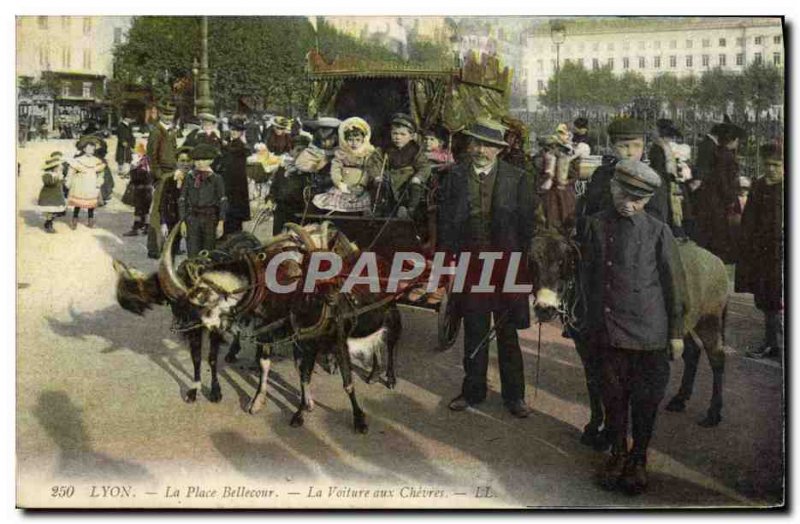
[312,117,379,215]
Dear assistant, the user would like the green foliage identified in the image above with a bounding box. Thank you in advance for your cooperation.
[112,16,452,115]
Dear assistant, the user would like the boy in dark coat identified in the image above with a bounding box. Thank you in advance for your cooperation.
[116,116,135,177]
[581,159,685,495]
[735,143,784,359]
[438,118,536,418]
[179,143,228,257]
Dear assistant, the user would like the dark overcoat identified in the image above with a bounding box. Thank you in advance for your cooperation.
[695,146,738,262]
[437,159,536,329]
[115,121,135,165]
[735,178,784,311]
[218,139,252,221]
[581,160,668,224]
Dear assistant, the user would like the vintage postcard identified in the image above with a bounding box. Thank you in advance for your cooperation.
[15,14,785,509]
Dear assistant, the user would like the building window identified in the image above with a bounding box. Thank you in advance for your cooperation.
[62,47,71,68]
[754,52,762,64]
[608,42,615,51]
[654,41,661,49]
[686,55,693,67]
[653,56,661,68]
[592,58,599,70]
[719,54,727,66]
[754,36,763,45]
[719,38,726,47]
[702,54,710,67]
[736,37,745,47]
[670,55,677,68]
[774,35,782,44]
[623,57,630,69]
[607,57,614,69]
[537,80,545,91]
[83,17,91,35]
[61,81,70,97]
[736,53,744,66]
[773,52,781,65]
[638,41,645,50]
[114,27,123,44]
[83,49,91,69]
[702,39,710,48]
[537,59,543,72]
[37,16,47,29]
[670,40,677,49]
[82,82,92,98]
[638,56,646,68]
[685,39,693,49]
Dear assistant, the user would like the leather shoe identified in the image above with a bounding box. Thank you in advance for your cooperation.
[598,451,627,491]
[620,456,648,495]
[505,399,530,418]
[448,395,476,412]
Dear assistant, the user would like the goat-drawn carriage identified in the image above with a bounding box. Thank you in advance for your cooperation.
[256,48,518,350]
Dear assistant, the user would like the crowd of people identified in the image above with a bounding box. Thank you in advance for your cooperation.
[33,101,783,495]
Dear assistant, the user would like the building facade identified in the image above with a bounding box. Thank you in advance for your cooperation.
[16,15,132,133]
[524,17,784,110]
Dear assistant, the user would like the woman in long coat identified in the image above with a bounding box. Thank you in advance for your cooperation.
[694,123,745,263]
[65,135,105,229]
[218,119,252,236]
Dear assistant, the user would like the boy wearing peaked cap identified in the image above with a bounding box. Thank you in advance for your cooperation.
[178,143,228,257]
[580,158,686,495]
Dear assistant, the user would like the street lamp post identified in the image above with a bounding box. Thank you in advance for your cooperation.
[195,16,214,115]
[192,57,199,116]
[550,21,566,111]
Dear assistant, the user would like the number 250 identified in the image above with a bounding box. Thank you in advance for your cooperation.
[51,486,74,498]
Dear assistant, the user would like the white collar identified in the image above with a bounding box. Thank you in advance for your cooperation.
[472,161,496,177]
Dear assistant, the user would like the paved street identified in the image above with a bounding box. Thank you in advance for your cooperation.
[16,138,784,508]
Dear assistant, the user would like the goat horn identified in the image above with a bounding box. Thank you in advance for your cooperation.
[157,221,189,302]
[284,222,317,252]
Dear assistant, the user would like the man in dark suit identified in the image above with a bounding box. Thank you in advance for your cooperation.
[115,115,135,177]
[145,102,179,258]
[437,118,536,418]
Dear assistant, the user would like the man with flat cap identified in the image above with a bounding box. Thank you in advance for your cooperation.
[146,101,180,258]
[580,158,686,495]
[437,117,536,419]
[178,143,228,257]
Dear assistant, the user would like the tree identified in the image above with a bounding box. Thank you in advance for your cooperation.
[696,67,735,118]
[742,61,783,118]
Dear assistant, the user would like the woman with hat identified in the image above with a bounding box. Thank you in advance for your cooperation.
[37,153,68,233]
[264,116,294,155]
[694,120,746,263]
[65,135,105,229]
[312,117,379,214]
[371,113,431,220]
[218,117,252,236]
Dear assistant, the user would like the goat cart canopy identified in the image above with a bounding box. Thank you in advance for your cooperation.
[306,49,513,147]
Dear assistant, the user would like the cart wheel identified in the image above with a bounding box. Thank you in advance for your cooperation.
[437,286,461,351]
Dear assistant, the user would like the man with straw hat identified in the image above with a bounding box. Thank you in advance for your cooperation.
[438,117,536,419]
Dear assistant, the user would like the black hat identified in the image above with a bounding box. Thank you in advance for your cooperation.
[718,122,746,142]
[613,159,662,198]
[390,113,417,133]
[462,118,509,147]
[190,143,220,161]
[656,119,682,139]
[75,134,103,151]
[573,117,589,129]
[177,145,194,158]
[230,118,247,131]
[607,117,645,140]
